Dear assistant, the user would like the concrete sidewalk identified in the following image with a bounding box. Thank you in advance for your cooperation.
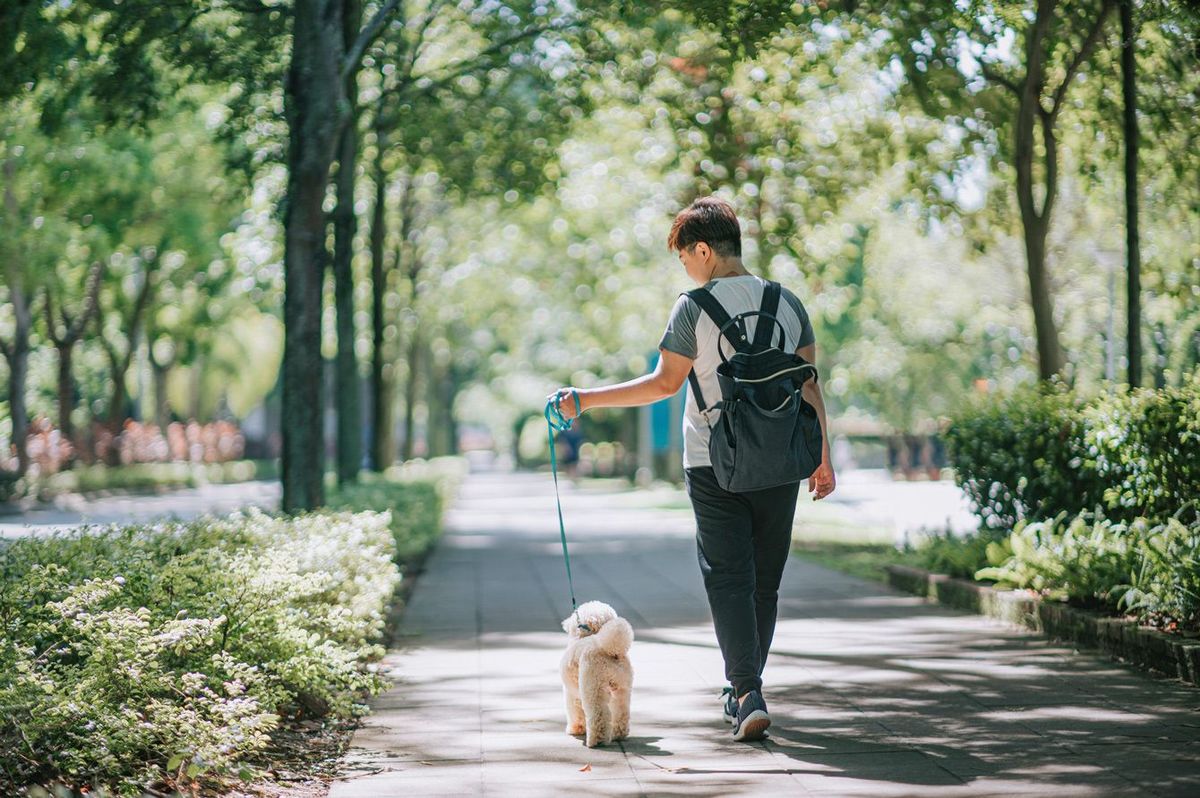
[331,472,1200,797]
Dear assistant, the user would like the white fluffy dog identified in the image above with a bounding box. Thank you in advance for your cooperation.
[559,600,634,748]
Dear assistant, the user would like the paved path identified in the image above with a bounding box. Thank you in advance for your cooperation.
[330,472,1200,797]
[0,480,280,538]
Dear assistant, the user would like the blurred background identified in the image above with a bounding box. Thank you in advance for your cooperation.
[1,1,1197,518]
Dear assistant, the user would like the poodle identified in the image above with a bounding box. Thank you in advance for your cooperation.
[559,600,634,748]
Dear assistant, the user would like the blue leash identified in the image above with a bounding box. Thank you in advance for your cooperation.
[545,389,581,614]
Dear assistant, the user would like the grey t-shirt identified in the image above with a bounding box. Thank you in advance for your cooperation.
[658,274,816,469]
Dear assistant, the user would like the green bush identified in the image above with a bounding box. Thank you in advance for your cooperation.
[328,472,446,565]
[0,469,455,796]
[0,471,18,503]
[975,509,1200,630]
[944,382,1105,531]
[1082,381,1200,523]
[21,459,280,501]
[974,511,1139,611]
[1118,516,1200,629]
[946,375,1200,530]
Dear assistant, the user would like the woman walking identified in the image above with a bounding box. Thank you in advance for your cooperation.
[549,195,836,742]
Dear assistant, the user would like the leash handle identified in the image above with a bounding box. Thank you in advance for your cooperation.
[546,389,581,613]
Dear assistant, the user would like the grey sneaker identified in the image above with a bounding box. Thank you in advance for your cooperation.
[721,686,737,725]
[732,690,770,742]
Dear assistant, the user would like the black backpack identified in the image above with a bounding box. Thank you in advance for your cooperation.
[685,280,822,492]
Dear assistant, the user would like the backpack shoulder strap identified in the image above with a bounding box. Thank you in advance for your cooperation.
[681,288,739,415]
[685,287,747,354]
[752,281,782,349]
[686,370,708,413]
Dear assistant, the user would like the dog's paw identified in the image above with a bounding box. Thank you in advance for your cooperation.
[613,724,629,740]
[566,723,585,736]
[585,735,605,748]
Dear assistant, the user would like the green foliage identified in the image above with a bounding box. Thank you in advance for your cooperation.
[975,511,1139,610]
[945,382,1106,530]
[914,530,997,581]
[947,377,1200,530]
[0,476,448,794]
[791,540,921,584]
[1081,377,1200,522]
[0,471,18,502]
[1119,517,1200,630]
[18,460,278,501]
[328,475,442,565]
[976,509,1200,631]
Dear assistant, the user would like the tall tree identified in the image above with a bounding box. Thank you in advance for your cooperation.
[0,152,35,475]
[359,2,596,465]
[1120,0,1141,386]
[280,0,346,509]
[44,262,103,452]
[845,0,1117,381]
[332,0,364,485]
[0,99,81,474]
[367,93,393,469]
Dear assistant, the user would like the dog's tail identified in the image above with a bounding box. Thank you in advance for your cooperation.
[592,617,634,656]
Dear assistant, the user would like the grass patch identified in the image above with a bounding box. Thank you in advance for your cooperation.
[791,540,920,583]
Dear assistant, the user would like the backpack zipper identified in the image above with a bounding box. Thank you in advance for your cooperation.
[734,364,817,385]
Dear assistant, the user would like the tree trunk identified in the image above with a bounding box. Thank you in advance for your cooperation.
[103,267,155,432]
[152,359,171,431]
[1019,212,1065,381]
[1,157,31,475]
[46,261,102,460]
[1152,321,1168,389]
[368,136,393,470]
[1014,0,1067,381]
[3,327,30,476]
[401,329,421,461]
[1121,0,1141,387]
[396,174,422,462]
[333,0,363,485]
[281,0,344,512]
[423,348,461,459]
[56,340,76,445]
[435,364,460,457]
[101,342,130,465]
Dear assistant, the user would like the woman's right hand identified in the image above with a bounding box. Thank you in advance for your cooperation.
[546,388,584,421]
[808,460,836,500]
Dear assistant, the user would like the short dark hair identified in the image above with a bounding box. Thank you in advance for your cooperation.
[667,196,742,258]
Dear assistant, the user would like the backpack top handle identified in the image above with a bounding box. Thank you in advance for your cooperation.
[685,279,787,364]
[712,312,787,365]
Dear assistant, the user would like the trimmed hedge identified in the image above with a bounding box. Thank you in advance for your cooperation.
[0,472,452,796]
[945,375,1200,529]
[1081,383,1200,523]
[3,460,281,503]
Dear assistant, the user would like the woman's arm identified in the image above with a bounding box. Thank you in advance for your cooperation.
[551,348,694,418]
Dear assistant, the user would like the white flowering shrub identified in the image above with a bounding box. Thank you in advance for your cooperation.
[0,475,443,796]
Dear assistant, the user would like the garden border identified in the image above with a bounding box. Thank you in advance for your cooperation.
[885,564,1200,687]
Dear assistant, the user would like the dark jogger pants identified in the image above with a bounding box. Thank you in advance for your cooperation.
[684,466,801,699]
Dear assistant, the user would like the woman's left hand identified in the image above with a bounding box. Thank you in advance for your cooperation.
[547,388,583,421]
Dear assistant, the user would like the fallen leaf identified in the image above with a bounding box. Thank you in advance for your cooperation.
[579,764,592,772]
